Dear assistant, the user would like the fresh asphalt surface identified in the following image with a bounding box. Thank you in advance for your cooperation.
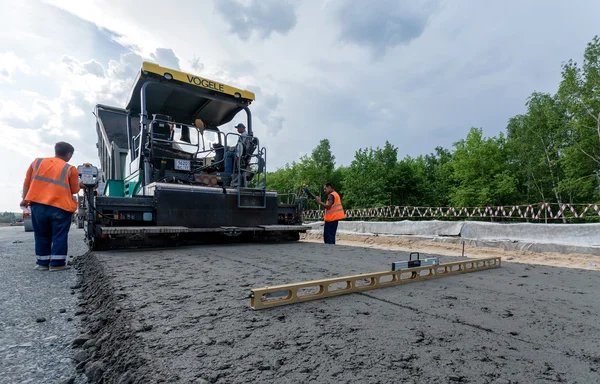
[0,225,87,384]
[85,239,600,383]
[2,225,600,383]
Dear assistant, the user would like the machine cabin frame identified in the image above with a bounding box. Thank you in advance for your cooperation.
[123,62,257,188]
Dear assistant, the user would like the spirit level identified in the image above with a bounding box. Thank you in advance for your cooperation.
[250,257,501,310]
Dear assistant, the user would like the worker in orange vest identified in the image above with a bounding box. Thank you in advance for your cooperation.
[315,182,346,244]
[20,142,86,271]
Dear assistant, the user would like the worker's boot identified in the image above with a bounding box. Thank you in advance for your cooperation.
[33,264,49,271]
[49,265,71,272]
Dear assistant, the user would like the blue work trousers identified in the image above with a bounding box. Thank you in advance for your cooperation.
[324,220,339,244]
[225,151,236,174]
[30,202,72,267]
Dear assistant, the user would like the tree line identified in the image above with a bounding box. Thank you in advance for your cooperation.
[0,212,20,224]
[266,36,600,211]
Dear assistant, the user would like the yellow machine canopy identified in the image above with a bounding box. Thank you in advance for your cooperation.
[125,62,256,129]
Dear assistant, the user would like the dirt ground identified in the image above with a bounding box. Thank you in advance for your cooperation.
[301,232,600,271]
[73,234,600,384]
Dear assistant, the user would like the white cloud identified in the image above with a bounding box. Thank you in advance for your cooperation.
[214,0,298,41]
[106,52,143,80]
[328,0,441,56]
[189,56,204,73]
[246,86,285,136]
[40,0,160,55]
[0,52,31,83]
[149,48,181,71]
[61,55,106,77]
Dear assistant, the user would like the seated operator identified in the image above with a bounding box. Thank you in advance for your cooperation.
[234,123,250,145]
[225,123,251,174]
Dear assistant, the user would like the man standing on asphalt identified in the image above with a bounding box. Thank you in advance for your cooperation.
[20,142,85,271]
[315,183,346,244]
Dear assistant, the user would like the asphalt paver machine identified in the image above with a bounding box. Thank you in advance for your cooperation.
[83,62,306,250]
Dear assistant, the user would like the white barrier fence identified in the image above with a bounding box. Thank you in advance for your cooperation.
[302,203,600,221]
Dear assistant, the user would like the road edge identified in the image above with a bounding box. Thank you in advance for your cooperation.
[70,252,157,384]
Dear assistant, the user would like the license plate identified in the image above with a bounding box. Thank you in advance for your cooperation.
[174,159,191,171]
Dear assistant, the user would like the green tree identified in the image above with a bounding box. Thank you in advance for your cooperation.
[296,139,336,197]
[393,155,432,206]
[342,141,400,208]
[449,128,516,206]
[0,212,19,224]
[557,35,600,203]
[266,139,339,208]
[420,147,454,206]
[558,35,600,170]
[266,162,299,197]
[505,93,569,205]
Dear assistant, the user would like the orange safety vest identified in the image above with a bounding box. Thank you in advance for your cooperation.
[324,191,345,222]
[24,157,79,213]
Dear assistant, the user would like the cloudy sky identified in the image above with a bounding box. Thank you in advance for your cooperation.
[1,0,599,211]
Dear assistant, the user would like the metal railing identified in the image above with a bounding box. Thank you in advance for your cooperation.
[147,117,227,173]
[224,132,268,209]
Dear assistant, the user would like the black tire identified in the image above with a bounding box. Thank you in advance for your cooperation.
[288,231,300,241]
[24,218,33,232]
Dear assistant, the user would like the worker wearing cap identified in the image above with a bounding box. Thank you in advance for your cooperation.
[315,183,346,244]
[234,123,250,145]
[225,122,250,174]
[235,122,247,134]
[20,142,86,271]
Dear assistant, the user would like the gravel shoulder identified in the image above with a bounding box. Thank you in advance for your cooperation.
[301,232,600,271]
[76,239,600,383]
[0,226,88,384]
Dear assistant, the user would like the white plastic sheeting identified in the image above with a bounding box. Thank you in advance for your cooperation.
[307,220,463,237]
[461,222,600,247]
[305,220,600,255]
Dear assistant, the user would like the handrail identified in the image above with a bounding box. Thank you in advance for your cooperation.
[148,118,228,171]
